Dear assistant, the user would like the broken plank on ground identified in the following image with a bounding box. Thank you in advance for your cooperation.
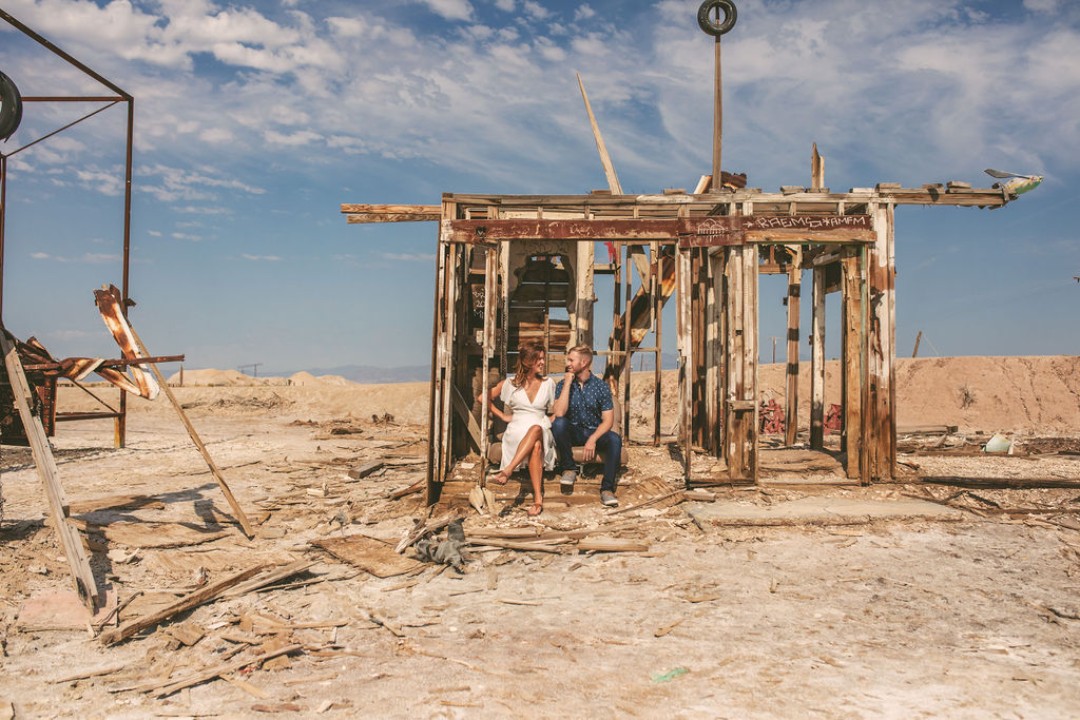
[313,535,425,578]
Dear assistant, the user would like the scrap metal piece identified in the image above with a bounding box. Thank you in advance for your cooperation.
[93,284,160,400]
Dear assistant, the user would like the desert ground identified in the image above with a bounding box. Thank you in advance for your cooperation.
[1,355,1079,719]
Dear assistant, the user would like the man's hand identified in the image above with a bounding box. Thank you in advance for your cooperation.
[582,437,597,462]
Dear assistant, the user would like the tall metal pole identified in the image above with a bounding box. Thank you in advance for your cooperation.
[712,37,723,192]
[698,0,737,191]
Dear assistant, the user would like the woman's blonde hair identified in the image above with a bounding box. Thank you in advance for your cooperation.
[513,341,546,388]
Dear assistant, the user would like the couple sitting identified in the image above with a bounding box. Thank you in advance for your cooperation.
[483,341,623,516]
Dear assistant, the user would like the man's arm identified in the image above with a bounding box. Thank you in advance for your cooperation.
[553,372,573,418]
[582,408,614,462]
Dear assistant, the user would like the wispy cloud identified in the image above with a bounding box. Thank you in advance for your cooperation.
[381,252,435,262]
[241,254,282,261]
[30,251,121,264]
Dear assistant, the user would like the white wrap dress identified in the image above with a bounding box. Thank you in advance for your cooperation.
[498,377,557,473]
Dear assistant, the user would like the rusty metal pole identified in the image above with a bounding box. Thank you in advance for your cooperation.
[698,0,737,191]
[116,97,134,448]
[712,36,722,192]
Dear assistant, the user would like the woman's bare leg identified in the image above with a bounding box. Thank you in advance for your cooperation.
[526,441,544,516]
[494,425,543,485]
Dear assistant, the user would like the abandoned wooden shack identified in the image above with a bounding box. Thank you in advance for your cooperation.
[341,1,1039,502]
[343,175,1033,501]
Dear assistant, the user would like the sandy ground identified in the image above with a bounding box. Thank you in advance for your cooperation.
[1,356,1079,718]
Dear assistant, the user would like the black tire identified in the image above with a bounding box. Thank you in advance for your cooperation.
[698,0,737,37]
[0,70,23,142]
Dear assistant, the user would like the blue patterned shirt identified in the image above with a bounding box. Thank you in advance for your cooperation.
[555,373,613,431]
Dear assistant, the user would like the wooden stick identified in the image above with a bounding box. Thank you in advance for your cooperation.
[99,564,269,645]
[150,644,302,698]
[575,538,650,553]
[127,327,254,538]
[221,560,315,598]
[1,332,99,610]
[608,488,685,516]
[465,538,568,554]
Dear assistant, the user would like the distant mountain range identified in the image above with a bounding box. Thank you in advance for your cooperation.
[264,364,431,384]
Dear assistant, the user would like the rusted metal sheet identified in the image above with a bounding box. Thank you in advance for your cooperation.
[93,284,160,400]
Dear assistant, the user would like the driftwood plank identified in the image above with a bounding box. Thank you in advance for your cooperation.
[99,564,269,645]
[314,535,424,578]
[2,332,99,610]
[348,461,384,479]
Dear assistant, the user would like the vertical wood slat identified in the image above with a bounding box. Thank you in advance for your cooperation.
[676,245,693,483]
[441,243,459,484]
[705,251,721,453]
[478,246,496,484]
[746,243,760,484]
[841,250,866,480]
[784,255,801,446]
[2,333,99,609]
[427,245,447,493]
[652,244,662,446]
[868,203,897,480]
[810,266,826,449]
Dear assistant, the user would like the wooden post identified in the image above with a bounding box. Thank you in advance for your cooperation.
[912,331,922,358]
[478,246,497,484]
[2,332,99,609]
[426,220,450,500]
[652,243,662,446]
[128,328,254,539]
[784,256,801,446]
[676,244,693,483]
[810,266,826,449]
[868,203,897,480]
[723,242,758,482]
[841,250,864,480]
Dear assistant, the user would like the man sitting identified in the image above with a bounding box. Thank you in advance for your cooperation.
[552,344,623,507]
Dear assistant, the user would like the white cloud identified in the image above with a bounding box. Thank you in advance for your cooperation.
[420,0,474,22]
[381,252,435,262]
[28,251,120,263]
[494,0,514,10]
[522,1,550,21]
[1023,0,1061,13]
[264,129,323,146]
[241,254,282,261]
[574,5,595,22]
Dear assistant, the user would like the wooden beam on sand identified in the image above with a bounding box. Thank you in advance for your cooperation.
[1,332,100,610]
[128,327,255,539]
[99,563,269,645]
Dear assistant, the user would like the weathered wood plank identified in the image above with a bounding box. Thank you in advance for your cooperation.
[2,332,99,610]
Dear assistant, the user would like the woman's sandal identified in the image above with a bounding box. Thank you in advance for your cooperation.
[490,471,509,486]
[527,503,543,517]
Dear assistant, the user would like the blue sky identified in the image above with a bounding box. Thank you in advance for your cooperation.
[0,0,1077,373]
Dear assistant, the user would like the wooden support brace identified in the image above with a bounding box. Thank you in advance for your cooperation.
[127,328,255,539]
[2,332,100,610]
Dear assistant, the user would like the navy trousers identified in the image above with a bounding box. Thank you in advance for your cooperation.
[551,417,622,493]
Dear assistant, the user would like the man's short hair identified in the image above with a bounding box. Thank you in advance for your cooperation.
[567,344,594,362]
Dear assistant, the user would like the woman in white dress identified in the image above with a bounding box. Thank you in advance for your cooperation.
[482,341,556,516]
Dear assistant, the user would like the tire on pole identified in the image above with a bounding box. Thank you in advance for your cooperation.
[0,70,23,142]
[697,0,737,37]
